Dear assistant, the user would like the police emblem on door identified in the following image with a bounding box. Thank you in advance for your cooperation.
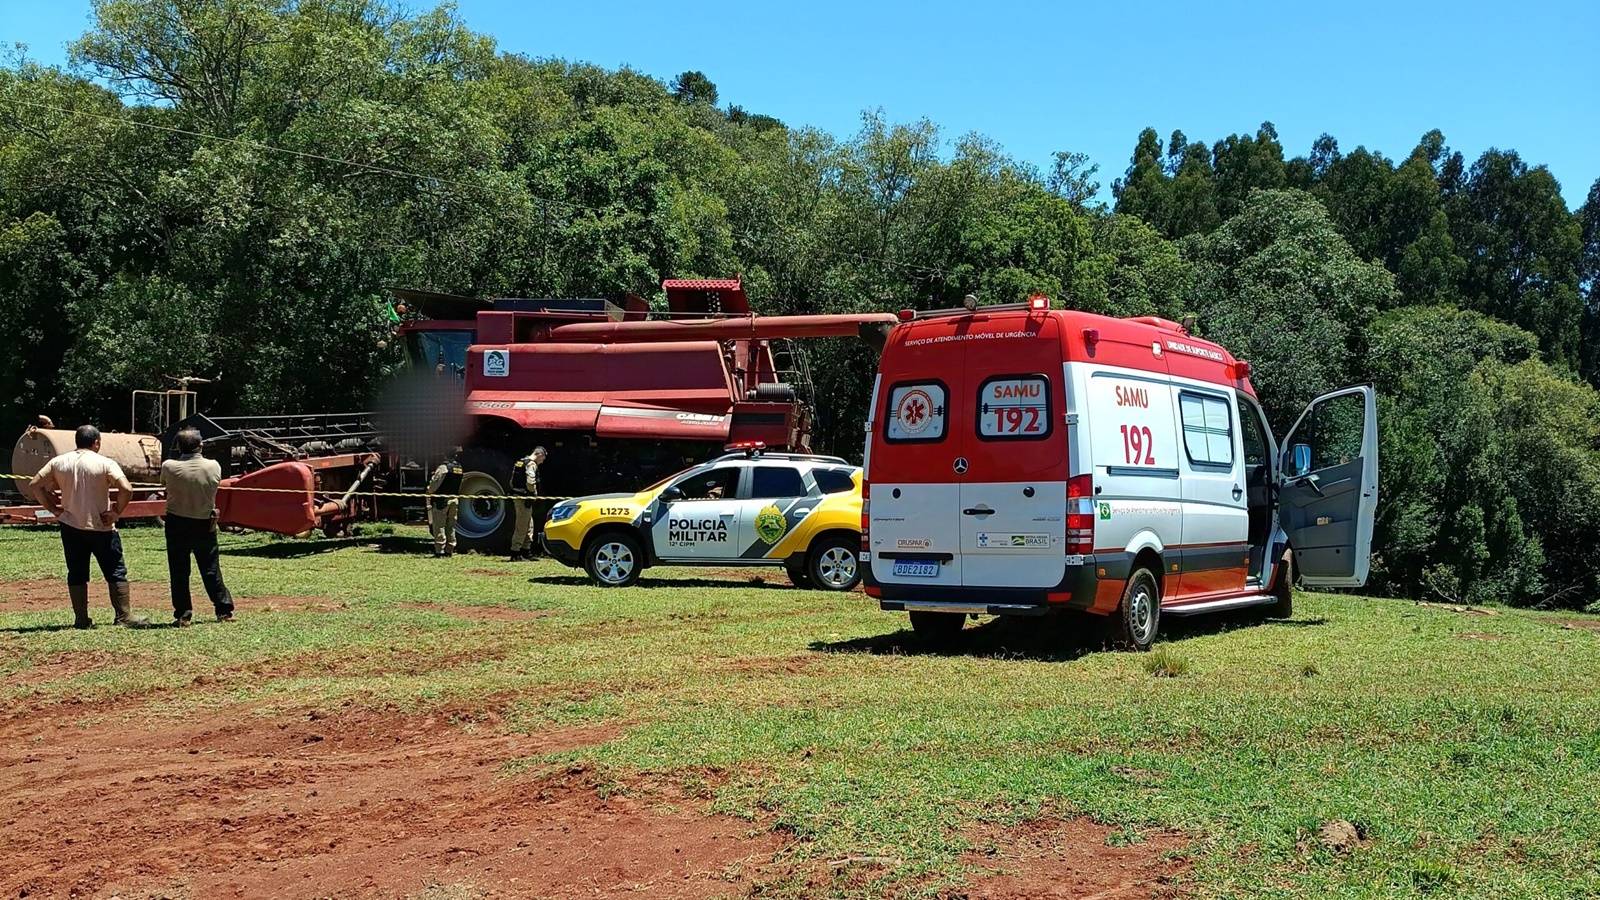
[953,457,969,474]
[755,504,789,544]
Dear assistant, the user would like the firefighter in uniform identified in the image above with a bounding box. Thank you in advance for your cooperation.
[428,448,465,557]
[508,446,548,561]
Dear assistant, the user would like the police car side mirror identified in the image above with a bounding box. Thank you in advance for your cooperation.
[661,486,684,502]
[1291,443,1312,476]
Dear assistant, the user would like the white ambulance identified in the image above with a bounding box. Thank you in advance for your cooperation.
[862,296,1378,650]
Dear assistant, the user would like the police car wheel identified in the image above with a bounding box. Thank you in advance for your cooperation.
[808,536,861,591]
[584,532,642,587]
[1113,567,1161,651]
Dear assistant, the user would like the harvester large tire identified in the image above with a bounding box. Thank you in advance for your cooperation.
[454,446,516,554]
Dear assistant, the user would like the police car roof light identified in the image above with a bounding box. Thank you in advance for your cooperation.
[724,440,767,457]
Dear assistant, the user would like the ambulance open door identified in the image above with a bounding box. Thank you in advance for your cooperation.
[1275,385,1378,588]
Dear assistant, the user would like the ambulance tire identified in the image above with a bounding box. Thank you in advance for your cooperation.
[784,558,813,589]
[1112,567,1161,652]
[909,611,965,644]
[1266,552,1294,619]
[807,535,861,591]
[583,530,644,587]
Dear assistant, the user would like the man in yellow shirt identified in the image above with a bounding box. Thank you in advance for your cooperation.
[28,425,149,628]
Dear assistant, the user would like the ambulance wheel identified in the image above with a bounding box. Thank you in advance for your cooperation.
[784,558,812,589]
[1112,567,1161,651]
[584,531,643,587]
[1266,551,1294,619]
[910,611,965,643]
[807,535,861,591]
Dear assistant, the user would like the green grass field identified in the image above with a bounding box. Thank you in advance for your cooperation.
[3,523,1598,898]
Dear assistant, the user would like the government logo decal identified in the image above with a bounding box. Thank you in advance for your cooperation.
[754,504,788,544]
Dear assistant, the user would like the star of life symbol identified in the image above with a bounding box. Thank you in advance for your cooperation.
[896,389,937,434]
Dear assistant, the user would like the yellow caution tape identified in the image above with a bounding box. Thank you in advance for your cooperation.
[2,471,571,502]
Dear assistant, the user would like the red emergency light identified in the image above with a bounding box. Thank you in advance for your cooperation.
[724,440,767,457]
[1234,360,1252,380]
[897,309,916,322]
[1082,327,1100,348]
[1028,294,1050,311]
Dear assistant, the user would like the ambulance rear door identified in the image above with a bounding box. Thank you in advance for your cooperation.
[865,321,968,588]
[958,313,1068,589]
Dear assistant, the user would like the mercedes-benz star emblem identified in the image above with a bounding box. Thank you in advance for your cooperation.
[953,457,969,474]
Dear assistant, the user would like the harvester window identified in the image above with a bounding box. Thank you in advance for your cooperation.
[749,466,807,500]
[676,468,739,500]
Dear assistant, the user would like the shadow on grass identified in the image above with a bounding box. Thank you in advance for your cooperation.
[812,611,1328,662]
[524,574,798,591]
[223,535,433,559]
[0,622,79,634]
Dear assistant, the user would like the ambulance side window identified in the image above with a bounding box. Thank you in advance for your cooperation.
[749,466,807,500]
[1239,402,1267,467]
[884,381,947,443]
[676,468,738,500]
[813,468,856,494]
[1178,392,1235,468]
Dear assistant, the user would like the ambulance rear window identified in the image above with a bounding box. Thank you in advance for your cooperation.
[884,381,947,443]
[976,374,1051,441]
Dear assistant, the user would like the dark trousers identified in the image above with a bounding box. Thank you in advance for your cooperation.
[61,525,128,585]
[166,515,233,619]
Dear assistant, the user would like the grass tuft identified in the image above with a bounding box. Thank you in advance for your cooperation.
[1143,646,1190,678]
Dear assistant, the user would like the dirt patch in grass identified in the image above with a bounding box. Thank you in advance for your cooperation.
[2,649,123,687]
[0,702,786,899]
[251,596,349,613]
[397,600,554,623]
[1457,631,1503,641]
[1556,618,1600,633]
[960,815,1190,899]
[0,578,173,614]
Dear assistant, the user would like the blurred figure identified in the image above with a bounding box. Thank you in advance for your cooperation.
[508,446,548,561]
[429,447,465,557]
[28,425,148,628]
[160,427,235,625]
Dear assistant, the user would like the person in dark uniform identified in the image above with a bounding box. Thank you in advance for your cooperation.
[428,447,465,557]
[507,446,548,561]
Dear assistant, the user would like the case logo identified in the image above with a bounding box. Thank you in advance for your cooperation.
[754,504,789,544]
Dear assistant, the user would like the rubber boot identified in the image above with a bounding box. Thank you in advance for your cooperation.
[69,584,93,630]
[109,581,149,627]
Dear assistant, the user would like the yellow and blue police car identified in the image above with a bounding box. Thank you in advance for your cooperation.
[540,443,863,589]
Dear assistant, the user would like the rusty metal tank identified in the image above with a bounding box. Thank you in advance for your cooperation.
[10,428,164,502]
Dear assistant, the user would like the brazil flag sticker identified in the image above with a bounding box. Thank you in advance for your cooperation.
[755,504,789,544]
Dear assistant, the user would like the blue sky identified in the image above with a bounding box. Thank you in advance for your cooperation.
[5,0,1595,208]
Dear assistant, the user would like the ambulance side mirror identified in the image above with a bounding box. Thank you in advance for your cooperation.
[1290,443,1312,476]
[661,486,684,503]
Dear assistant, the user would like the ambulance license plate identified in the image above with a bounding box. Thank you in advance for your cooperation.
[892,560,940,578]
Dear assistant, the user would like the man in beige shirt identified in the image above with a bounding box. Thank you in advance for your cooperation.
[159,427,235,625]
[29,425,148,628]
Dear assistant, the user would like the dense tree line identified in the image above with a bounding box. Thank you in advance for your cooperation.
[1,0,1596,608]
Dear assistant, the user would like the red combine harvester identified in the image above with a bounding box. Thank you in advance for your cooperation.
[397,278,896,551]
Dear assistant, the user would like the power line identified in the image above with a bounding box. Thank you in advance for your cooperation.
[0,94,950,279]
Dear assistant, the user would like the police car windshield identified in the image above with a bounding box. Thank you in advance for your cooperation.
[645,462,710,493]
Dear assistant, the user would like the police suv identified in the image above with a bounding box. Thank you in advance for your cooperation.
[541,444,863,589]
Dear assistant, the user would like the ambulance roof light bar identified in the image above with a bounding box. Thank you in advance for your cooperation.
[910,300,1036,320]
